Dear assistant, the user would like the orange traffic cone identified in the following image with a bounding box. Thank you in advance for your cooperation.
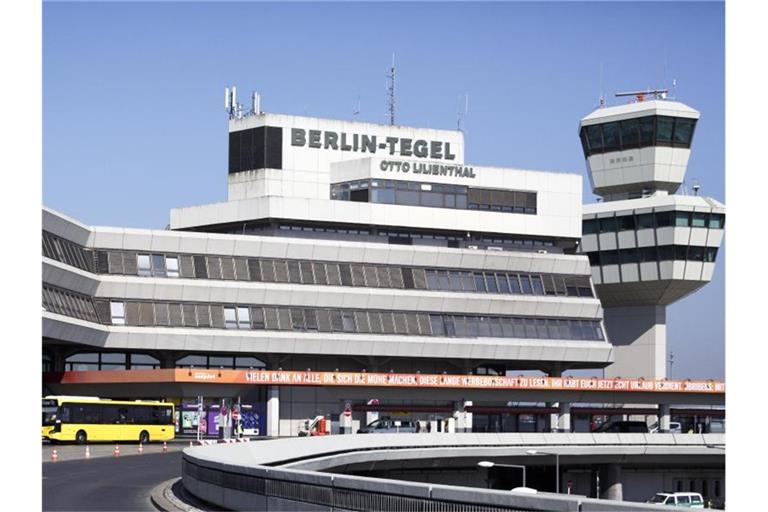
[85,446,90,459]
[51,449,59,462]
[162,441,168,453]
[113,444,120,457]
[138,442,144,455]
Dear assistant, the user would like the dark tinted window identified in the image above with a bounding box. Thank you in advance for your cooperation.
[602,122,620,152]
[586,125,603,153]
[599,217,617,233]
[617,215,635,231]
[639,116,655,145]
[620,119,640,149]
[656,116,674,144]
[672,118,696,147]
[636,213,655,229]
[583,219,598,235]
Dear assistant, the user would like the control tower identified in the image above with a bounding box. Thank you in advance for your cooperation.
[577,90,725,379]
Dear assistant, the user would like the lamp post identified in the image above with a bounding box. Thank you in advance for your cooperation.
[477,460,527,488]
[526,450,560,493]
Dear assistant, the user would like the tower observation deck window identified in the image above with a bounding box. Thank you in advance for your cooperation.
[579,115,697,157]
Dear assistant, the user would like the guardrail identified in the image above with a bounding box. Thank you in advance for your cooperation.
[181,433,721,511]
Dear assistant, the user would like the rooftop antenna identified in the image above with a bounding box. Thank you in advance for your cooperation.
[353,95,361,117]
[615,88,668,103]
[599,62,605,107]
[456,93,469,131]
[251,91,261,115]
[386,53,396,125]
[671,78,678,100]
[692,179,701,196]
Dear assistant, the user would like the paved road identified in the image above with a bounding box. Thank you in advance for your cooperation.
[42,439,191,463]
[43,451,182,511]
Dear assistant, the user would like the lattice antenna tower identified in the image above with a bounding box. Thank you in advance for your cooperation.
[386,53,396,126]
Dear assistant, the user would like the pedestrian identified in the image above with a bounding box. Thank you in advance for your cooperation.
[426,421,432,433]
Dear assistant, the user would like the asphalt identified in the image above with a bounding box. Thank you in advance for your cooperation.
[42,439,191,463]
[42,451,183,511]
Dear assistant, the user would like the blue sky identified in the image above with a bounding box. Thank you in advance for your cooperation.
[43,1,725,379]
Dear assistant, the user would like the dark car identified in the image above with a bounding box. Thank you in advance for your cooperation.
[592,420,648,433]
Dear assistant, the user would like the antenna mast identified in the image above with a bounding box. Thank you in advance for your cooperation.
[387,53,396,126]
[457,94,469,131]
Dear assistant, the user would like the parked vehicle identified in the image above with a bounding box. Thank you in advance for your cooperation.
[649,421,683,433]
[592,420,648,433]
[646,492,705,508]
[357,417,417,433]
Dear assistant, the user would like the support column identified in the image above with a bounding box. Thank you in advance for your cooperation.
[463,400,473,433]
[603,305,667,379]
[547,369,562,432]
[267,386,280,438]
[600,464,623,501]
[557,402,571,433]
[658,403,671,432]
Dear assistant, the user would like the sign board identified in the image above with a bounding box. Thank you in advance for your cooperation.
[56,369,726,395]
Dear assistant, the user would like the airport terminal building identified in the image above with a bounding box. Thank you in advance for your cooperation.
[42,94,723,440]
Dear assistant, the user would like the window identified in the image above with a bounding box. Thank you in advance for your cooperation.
[636,213,655,229]
[617,215,635,231]
[485,273,498,293]
[639,116,655,146]
[705,247,718,262]
[602,122,620,152]
[582,219,598,235]
[691,212,708,228]
[619,248,638,265]
[519,275,533,294]
[586,125,603,153]
[620,118,640,149]
[137,254,151,277]
[224,307,237,329]
[599,217,617,233]
[237,307,250,329]
[151,254,166,277]
[709,213,725,229]
[166,256,179,278]
[655,211,673,227]
[656,116,674,144]
[530,276,545,295]
[497,273,510,294]
[110,301,125,325]
[673,117,696,147]
[600,251,619,265]
[675,211,691,227]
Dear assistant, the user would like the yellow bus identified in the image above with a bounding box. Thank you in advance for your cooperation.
[42,396,174,444]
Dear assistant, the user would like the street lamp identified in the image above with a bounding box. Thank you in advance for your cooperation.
[477,460,527,488]
[526,450,560,493]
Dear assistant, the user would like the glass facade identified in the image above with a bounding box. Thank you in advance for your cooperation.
[331,179,537,214]
[583,211,725,234]
[585,245,718,266]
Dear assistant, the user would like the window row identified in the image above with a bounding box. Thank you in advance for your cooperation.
[331,179,537,214]
[197,220,560,251]
[583,211,725,234]
[584,245,719,266]
[427,270,593,297]
[42,231,94,273]
[42,286,99,323]
[579,115,697,157]
[63,352,161,371]
[59,403,172,425]
[97,251,594,297]
[97,299,605,341]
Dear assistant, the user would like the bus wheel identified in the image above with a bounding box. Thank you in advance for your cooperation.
[75,430,87,445]
[139,431,150,444]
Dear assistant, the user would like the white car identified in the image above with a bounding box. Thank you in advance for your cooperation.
[646,492,705,508]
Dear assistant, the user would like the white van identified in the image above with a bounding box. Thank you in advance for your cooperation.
[646,492,705,508]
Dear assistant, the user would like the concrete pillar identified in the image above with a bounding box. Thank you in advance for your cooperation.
[603,305,667,379]
[658,403,671,432]
[463,401,473,433]
[158,352,176,369]
[266,386,280,437]
[557,402,571,433]
[600,463,623,501]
